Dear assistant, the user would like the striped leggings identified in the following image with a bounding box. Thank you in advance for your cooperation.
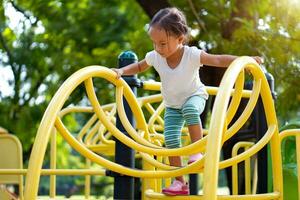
[164,95,206,148]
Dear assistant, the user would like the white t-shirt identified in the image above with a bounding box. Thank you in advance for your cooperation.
[145,45,208,109]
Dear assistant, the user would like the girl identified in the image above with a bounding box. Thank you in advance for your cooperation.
[113,7,262,196]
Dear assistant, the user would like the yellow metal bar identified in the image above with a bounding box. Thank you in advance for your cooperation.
[232,154,238,195]
[245,146,251,194]
[252,157,258,194]
[86,110,115,144]
[84,121,100,145]
[77,114,98,143]
[142,81,253,98]
[139,152,175,170]
[226,71,244,125]
[138,93,163,104]
[203,57,250,200]
[115,85,155,144]
[280,129,300,200]
[142,155,157,200]
[279,129,300,140]
[145,189,280,199]
[87,143,115,155]
[224,79,261,141]
[255,71,282,200]
[59,104,115,117]
[148,102,165,134]
[55,116,206,177]
[0,169,105,175]
[50,128,57,198]
[24,66,123,199]
[92,106,116,145]
[59,106,93,117]
[85,159,91,199]
[231,142,254,195]
[142,81,161,91]
[84,76,209,157]
[203,56,281,200]
[221,125,275,169]
[143,103,164,127]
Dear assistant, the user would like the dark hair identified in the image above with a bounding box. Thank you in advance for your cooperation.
[149,7,188,38]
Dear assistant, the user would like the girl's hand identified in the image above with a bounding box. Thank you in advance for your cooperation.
[252,56,264,65]
[111,68,124,79]
[245,56,264,74]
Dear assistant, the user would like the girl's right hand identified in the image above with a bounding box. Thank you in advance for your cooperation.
[111,68,124,79]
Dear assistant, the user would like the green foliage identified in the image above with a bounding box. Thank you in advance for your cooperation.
[0,0,151,156]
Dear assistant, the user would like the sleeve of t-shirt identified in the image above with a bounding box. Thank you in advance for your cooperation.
[190,46,203,67]
[145,50,155,66]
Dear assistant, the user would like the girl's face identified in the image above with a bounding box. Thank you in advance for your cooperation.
[148,26,184,58]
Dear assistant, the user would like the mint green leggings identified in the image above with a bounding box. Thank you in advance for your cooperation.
[164,95,206,148]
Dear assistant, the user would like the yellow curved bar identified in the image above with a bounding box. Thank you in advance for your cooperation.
[139,152,176,170]
[85,78,159,149]
[226,71,245,125]
[279,128,300,200]
[203,56,282,200]
[224,79,261,141]
[85,75,208,157]
[24,66,133,199]
[115,85,160,147]
[77,114,98,143]
[232,142,255,195]
[55,116,205,177]
[279,129,300,140]
[147,102,165,134]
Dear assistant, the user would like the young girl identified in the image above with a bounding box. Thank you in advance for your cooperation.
[113,7,262,196]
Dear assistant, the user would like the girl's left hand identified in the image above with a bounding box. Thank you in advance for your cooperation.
[252,56,264,65]
[246,56,264,74]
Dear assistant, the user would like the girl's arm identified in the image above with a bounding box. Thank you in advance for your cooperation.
[112,59,150,79]
[200,51,263,68]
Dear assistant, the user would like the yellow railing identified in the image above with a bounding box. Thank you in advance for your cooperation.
[231,142,257,195]
[0,56,298,199]
[279,129,300,200]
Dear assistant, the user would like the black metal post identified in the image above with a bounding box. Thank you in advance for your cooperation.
[113,51,139,200]
[189,174,198,195]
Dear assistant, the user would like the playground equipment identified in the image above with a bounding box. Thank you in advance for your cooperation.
[0,56,299,199]
[0,128,22,200]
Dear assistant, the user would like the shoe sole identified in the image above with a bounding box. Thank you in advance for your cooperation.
[162,191,189,196]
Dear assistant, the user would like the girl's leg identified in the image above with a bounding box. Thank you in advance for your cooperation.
[182,96,206,161]
[169,156,184,182]
[164,107,184,182]
[188,124,203,143]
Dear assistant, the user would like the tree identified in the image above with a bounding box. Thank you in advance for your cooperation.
[0,0,152,156]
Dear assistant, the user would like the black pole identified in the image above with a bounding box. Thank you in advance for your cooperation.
[113,51,140,200]
[189,174,198,195]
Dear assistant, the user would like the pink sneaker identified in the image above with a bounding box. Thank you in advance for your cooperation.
[188,153,203,164]
[162,180,189,196]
